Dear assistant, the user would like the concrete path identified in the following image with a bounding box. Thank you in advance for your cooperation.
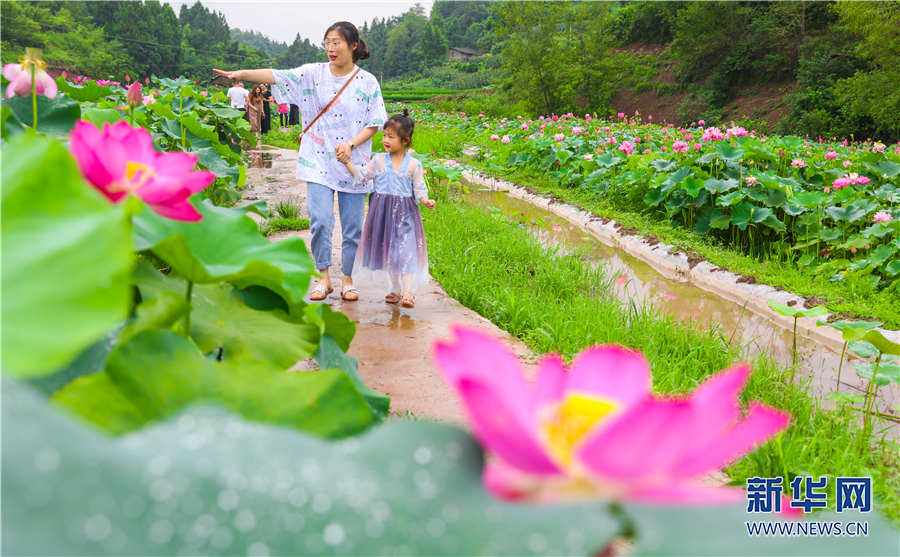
[241,147,539,426]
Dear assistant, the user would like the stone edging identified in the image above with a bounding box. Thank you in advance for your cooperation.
[462,171,900,353]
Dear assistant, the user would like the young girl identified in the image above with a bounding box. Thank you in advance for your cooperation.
[343,110,435,308]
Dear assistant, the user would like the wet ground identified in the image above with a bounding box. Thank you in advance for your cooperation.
[239,147,538,425]
[462,186,899,425]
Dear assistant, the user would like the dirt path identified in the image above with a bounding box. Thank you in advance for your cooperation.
[240,147,538,426]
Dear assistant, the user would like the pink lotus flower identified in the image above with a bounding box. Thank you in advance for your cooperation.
[843,160,852,167]
[694,143,702,151]
[701,127,724,142]
[873,211,893,223]
[791,159,806,168]
[643,148,651,154]
[490,134,500,141]
[69,121,215,222]
[2,48,58,100]
[824,151,838,160]
[672,140,688,154]
[725,126,748,139]
[520,123,528,130]
[698,120,706,126]
[553,133,565,142]
[617,112,625,118]
[527,134,535,140]
[552,115,559,121]
[146,77,150,84]
[832,177,851,190]
[501,135,511,144]
[433,326,790,504]
[126,74,130,81]
[572,126,583,135]
[618,141,634,156]
[852,175,870,186]
[746,176,758,187]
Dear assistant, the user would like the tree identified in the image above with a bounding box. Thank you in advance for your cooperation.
[833,1,900,139]
[418,19,448,67]
[493,1,568,115]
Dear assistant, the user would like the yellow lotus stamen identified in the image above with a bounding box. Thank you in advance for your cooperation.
[108,161,157,194]
[542,394,617,466]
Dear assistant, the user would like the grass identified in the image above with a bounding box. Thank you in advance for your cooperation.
[449,133,900,329]
[421,175,900,525]
[261,126,303,150]
[271,197,303,219]
[259,217,309,236]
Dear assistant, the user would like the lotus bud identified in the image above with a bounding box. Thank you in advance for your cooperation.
[126,82,143,108]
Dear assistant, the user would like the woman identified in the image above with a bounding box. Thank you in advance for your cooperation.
[214,21,387,302]
[261,83,274,135]
[246,84,264,141]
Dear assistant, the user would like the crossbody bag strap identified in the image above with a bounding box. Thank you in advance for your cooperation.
[297,67,362,145]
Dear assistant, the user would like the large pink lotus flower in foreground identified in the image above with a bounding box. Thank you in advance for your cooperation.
[433,325,791,505]
[2,48,57,100]
[70,121,215,221]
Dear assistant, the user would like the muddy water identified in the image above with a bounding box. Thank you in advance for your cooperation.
[247,151,278,169]
[461,187,899,422]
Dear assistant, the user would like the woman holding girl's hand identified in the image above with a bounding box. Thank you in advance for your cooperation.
[213,21,387,302]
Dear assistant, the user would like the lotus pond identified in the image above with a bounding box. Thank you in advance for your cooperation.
[2,59,899,555]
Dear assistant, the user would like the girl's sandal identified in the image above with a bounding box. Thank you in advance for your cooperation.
[309,284,333,301]
[399,293,416,309]
[385,292,400,304]
[341,284,359,301]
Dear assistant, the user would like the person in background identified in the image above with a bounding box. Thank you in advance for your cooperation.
[246,84,264,145]
[227,80,249,121]
[277,102,289,128]
[261,83,274,135]
[289,103,299,127]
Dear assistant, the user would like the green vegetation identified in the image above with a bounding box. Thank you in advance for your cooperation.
[422,167,900,525]
[261,126,303,150]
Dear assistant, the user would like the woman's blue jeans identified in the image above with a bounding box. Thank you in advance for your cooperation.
[306,181,366,276]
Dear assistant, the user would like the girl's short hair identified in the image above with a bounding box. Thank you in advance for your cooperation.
[384,109,414,145]
[325,22,371,63]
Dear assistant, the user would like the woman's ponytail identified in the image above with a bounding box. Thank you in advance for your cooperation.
[355,38,371,61]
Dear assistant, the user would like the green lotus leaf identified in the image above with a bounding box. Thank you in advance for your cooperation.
[826,207,861,227]
[703,177,738,193]
[868,245,895,264]
[783,204,807,216]
[51,330,374,438]
[849,340,879,359]
[851,198,880,215]
[315,334,390,423]
[709,209,731,229]
[665,189,688,212]
[132,198,314,310]
[874,160,900,178]
[1,135,130,378]
[662,166,692,191]
[9,381,623,556]
[827,392,866,405]
[134,263,319,369]
[731,203,772,230]
[714,143,745,162]
[54,77,115,102]
[644,188,667,207]
[718,191,745,206]
[860,223,894,238]
[768,300,829,319]
[692,215,711,235]
[853,361,899,387]
[762,214,785,232]
[836,328,900,356]
[837,234,871,250]
[682,176,705,198]
[818,228,842,242]
[764,189,788,207]
[650,158,678,172]
[884,260,900,275]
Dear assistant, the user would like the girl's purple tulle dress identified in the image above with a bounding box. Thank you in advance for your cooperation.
[352,152,429,292]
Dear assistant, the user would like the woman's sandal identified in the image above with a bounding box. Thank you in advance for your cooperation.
[309,283,333,301]
[341,284,359,301]
[385,292,400,304]
[400,293,416,309]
